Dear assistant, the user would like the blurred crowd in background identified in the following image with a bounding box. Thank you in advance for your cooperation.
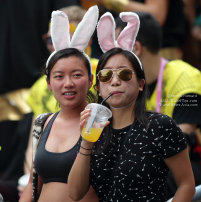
[0,0,201,201]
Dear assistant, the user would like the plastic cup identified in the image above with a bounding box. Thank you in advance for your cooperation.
[82,103,112,142]
[18,173,30,188]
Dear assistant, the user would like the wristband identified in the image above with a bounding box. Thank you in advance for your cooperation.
[80,145,93,150]
[79,151,92,156]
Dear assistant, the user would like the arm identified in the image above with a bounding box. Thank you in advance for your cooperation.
[68,139,94,201]
[24,115,35,174]
[18,116,34,198]
[90,0,168,25]
[19,165,43,202]
[164,148,195,202]
[178,123,197,135]
[182,0,195,26]
[178,123,197,151]
[68,109,94,201]
[19,113,51,201]
[172,93,201,150]
[68,107,110,200]
[123,0,168,26]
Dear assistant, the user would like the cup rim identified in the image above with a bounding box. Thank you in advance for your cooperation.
[86,103,112,118]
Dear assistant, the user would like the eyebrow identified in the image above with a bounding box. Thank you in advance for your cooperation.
[52,69,84,74]
[104,65,131,69]
[52,70,63,74]
[71,69,84,73]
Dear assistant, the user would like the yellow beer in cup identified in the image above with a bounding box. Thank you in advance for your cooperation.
[81,103,112,142]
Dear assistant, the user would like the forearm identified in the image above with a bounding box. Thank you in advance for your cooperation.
[102,0,167,26]
[68,140,94,201]
[19,164,43,201]
[18,182,32,202]
[124,1,168,26]
[178,123,196,135]
[164,148,195,202]
[172,184,195,202]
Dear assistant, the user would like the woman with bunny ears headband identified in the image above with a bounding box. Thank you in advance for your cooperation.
[19,6,99,202]
[68,11,195,202]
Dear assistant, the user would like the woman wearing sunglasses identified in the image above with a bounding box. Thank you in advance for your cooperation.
[68,12,195,202]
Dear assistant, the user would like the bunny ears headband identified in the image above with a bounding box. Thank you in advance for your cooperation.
[97,12,142,69]
[46,6,99,73]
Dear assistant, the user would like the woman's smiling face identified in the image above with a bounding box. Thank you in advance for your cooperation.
[98,54,144,109]
[47,56,92,109]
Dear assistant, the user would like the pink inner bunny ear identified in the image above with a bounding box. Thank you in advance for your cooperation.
[117,12,140,51]
[97,12,116,53]
[51,11,70,51]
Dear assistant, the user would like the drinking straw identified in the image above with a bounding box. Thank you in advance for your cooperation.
[86,93,113,132]
[101,93,113,105]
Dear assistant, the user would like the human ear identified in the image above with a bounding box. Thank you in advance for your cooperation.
[95,85,101,96]
[139,79,145,91]
[88,74,93,89]
[47,80,52,91]
[133,41,142,57]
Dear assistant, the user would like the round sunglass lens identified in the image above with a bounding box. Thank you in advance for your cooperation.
[99,70,113,82]
[118,69,132,81]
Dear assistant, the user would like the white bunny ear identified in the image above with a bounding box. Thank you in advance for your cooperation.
[70,6,99,51]
[97,12,116,53]
[51,10,70,51]
[117,12,140,51]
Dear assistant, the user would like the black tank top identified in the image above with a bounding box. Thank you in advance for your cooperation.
[34,112,81,184]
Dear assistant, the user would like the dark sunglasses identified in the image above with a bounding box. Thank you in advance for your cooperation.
[97,68,135,83]
[45,36,52,45]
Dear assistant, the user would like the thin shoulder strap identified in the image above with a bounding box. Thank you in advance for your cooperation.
[42,111,59,133]
[32,112,53,202]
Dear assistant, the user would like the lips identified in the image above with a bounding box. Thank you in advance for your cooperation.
[62,91,76,98]
[111,91,122,95]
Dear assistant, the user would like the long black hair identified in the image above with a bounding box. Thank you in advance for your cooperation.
[94,47,149,154]
[43,48,96,103]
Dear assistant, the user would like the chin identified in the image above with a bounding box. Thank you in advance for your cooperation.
[65,102,85,110]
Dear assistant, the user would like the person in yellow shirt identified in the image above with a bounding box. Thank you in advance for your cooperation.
[115,11,201,199]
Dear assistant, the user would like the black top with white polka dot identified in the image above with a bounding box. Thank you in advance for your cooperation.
[90,114,187,202]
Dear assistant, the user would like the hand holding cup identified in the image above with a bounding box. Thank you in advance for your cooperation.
[80,103,112,142]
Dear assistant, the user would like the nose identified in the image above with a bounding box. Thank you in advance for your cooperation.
[63,76,74,88]
[110,72,121,86]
